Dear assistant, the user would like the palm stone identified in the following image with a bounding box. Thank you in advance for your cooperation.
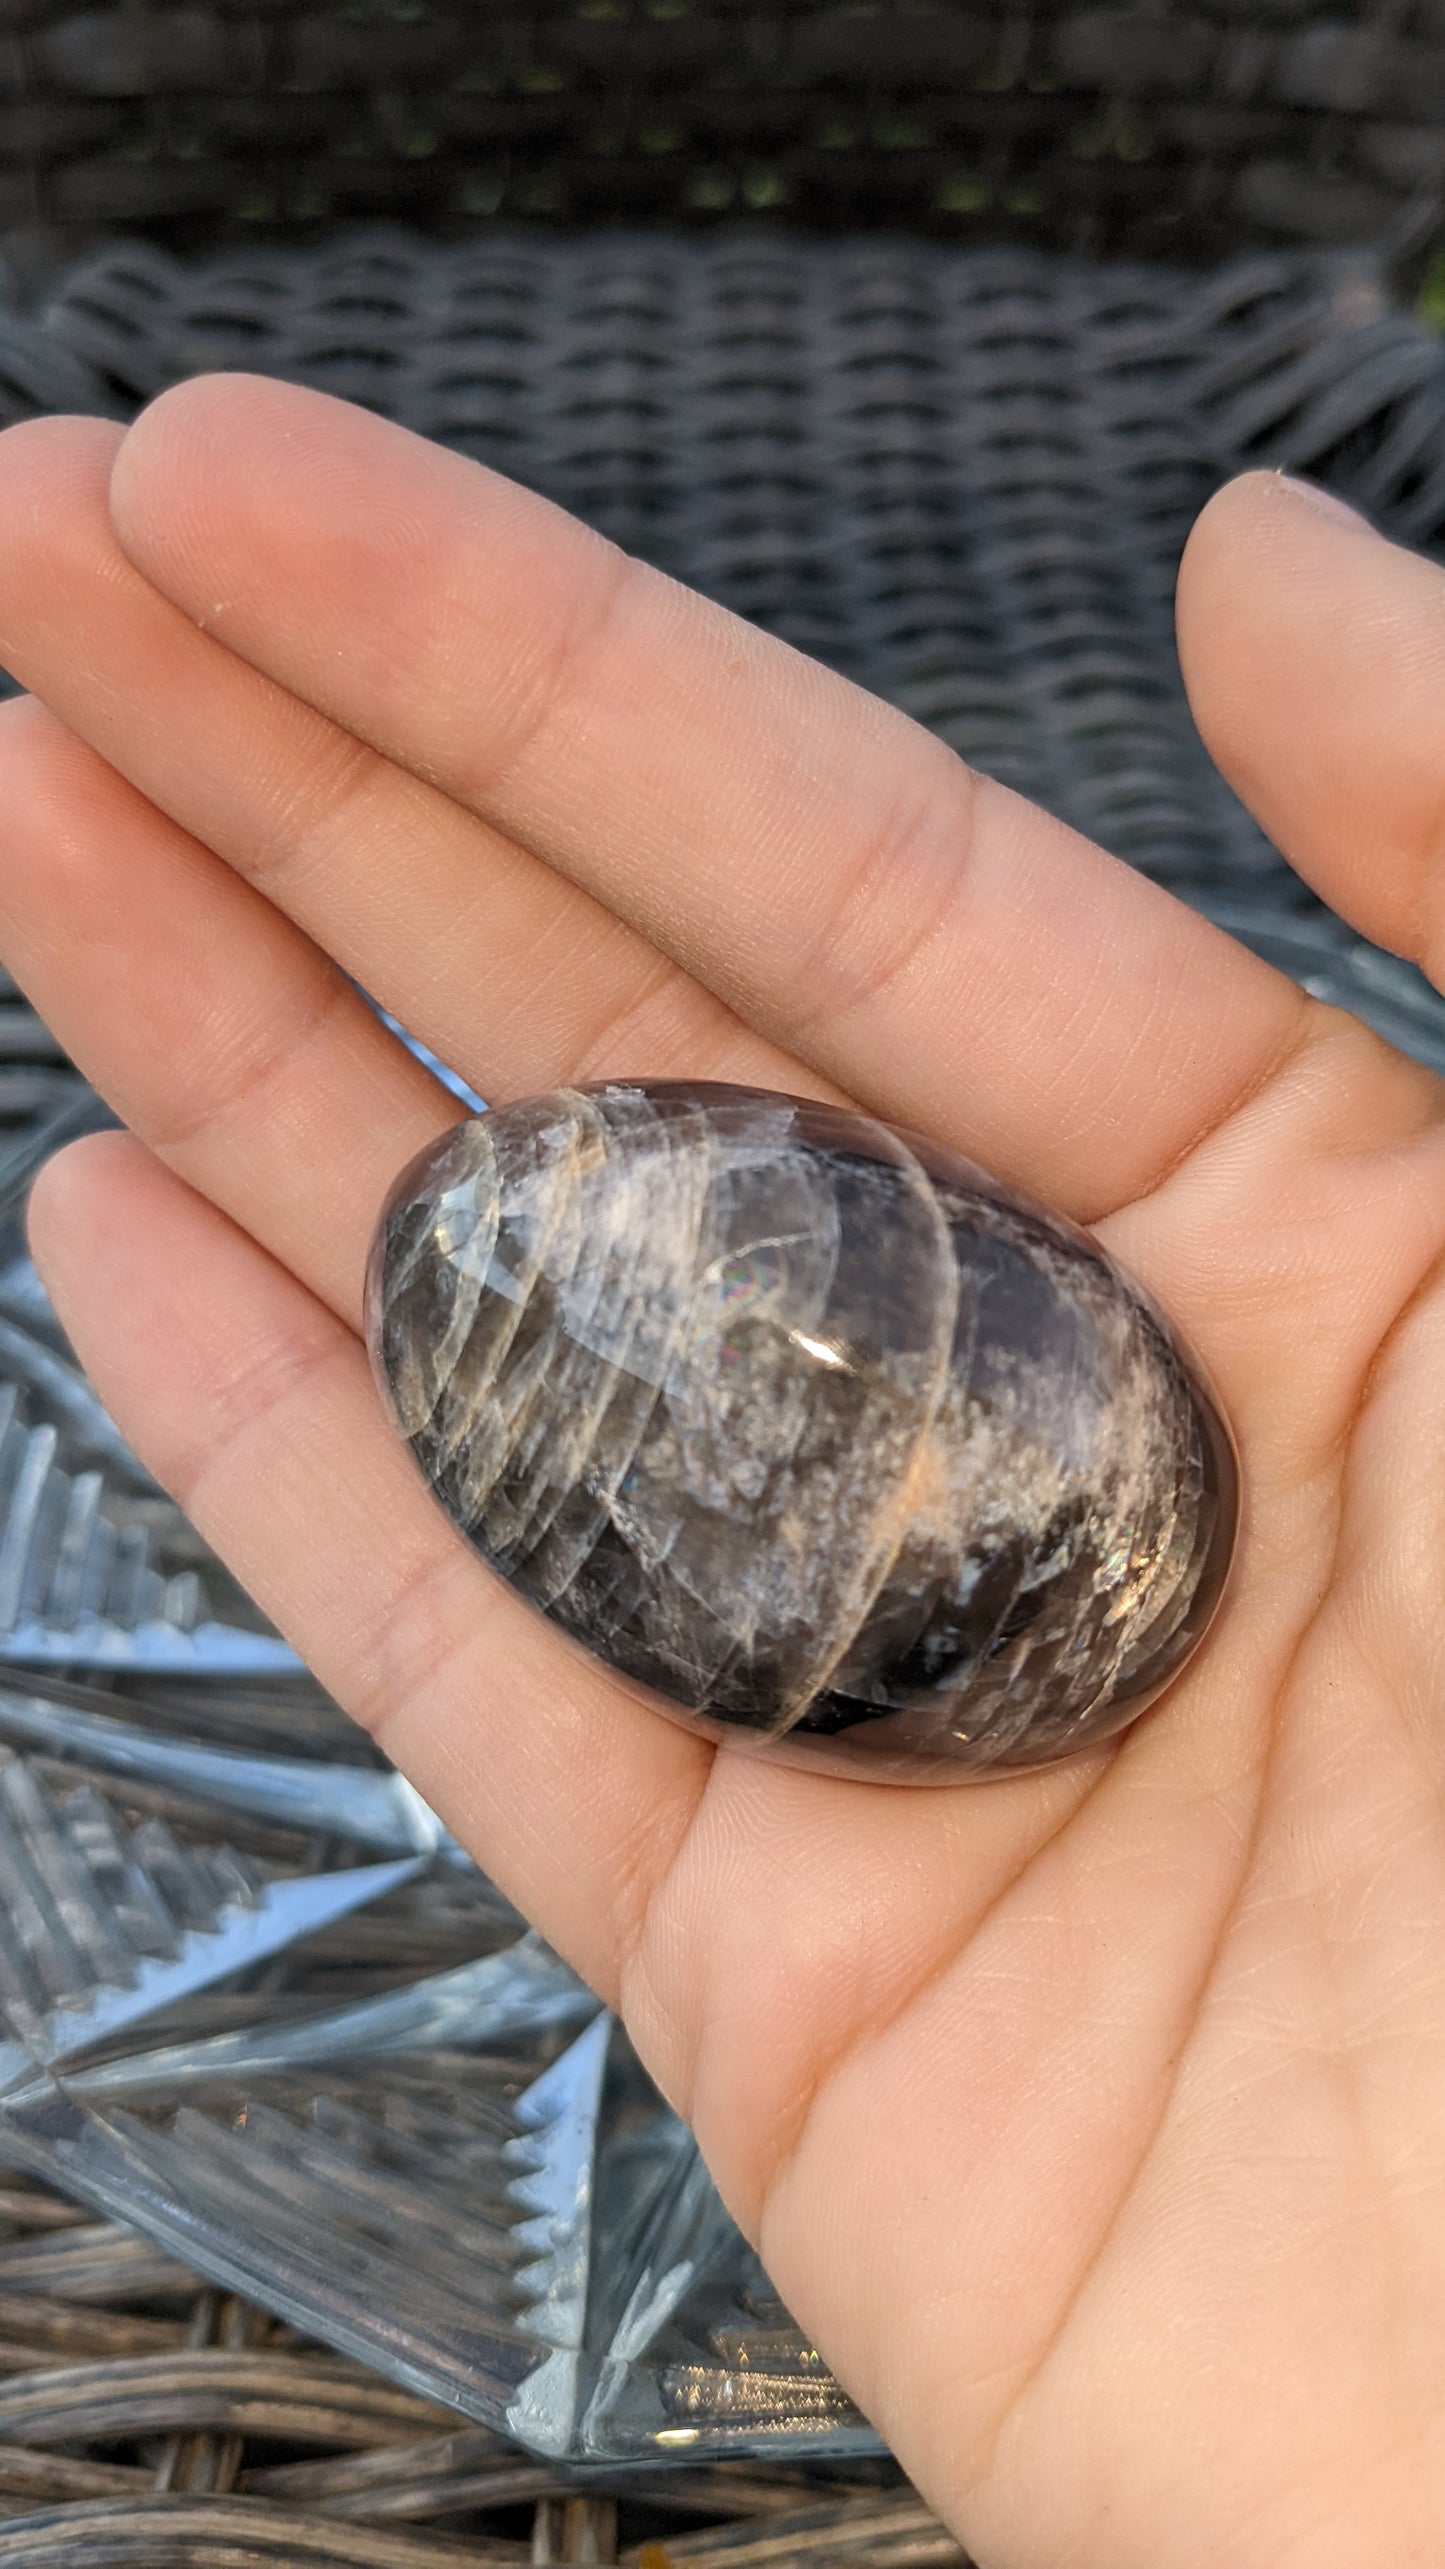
[365,1082,1236,1778]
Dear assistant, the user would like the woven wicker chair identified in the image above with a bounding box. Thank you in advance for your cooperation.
[0,9,1443,2562]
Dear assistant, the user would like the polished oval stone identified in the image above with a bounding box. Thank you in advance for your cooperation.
[365,1083,1236,1778]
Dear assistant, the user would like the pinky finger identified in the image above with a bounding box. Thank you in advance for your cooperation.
[24,1131,713,1996]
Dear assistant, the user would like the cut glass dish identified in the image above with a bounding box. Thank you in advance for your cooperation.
[0,1680,876,2459]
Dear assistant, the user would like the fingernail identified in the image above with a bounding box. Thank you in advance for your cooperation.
[1275,472,1375,534]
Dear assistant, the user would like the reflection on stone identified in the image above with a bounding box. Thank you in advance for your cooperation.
[366,1083,1236,1778]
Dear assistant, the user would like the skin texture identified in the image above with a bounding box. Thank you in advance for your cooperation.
[0,388,1442,2564]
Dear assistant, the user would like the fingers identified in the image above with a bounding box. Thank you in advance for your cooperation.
[0,696,455,1330]
[23,1128,714,1996]
[1178,470,1445,988]
[0,413,805,1118]
[95,372,1304,1221]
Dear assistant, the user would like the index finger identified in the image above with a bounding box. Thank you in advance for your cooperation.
[105,374,1307,1222]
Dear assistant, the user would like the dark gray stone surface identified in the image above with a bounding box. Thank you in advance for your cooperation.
[368,1082,1237,1778]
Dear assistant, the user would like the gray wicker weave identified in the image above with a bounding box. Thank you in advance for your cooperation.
[1,227,1444,1075]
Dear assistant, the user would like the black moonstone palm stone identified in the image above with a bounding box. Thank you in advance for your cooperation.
[366,1083,1237,1779]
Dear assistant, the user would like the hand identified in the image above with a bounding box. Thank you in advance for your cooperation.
[0,382,1442,2568]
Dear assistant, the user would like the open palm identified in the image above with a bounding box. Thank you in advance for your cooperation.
[0,381,1442,2568]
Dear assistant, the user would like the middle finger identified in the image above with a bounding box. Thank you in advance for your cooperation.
[0,415,815,1117]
